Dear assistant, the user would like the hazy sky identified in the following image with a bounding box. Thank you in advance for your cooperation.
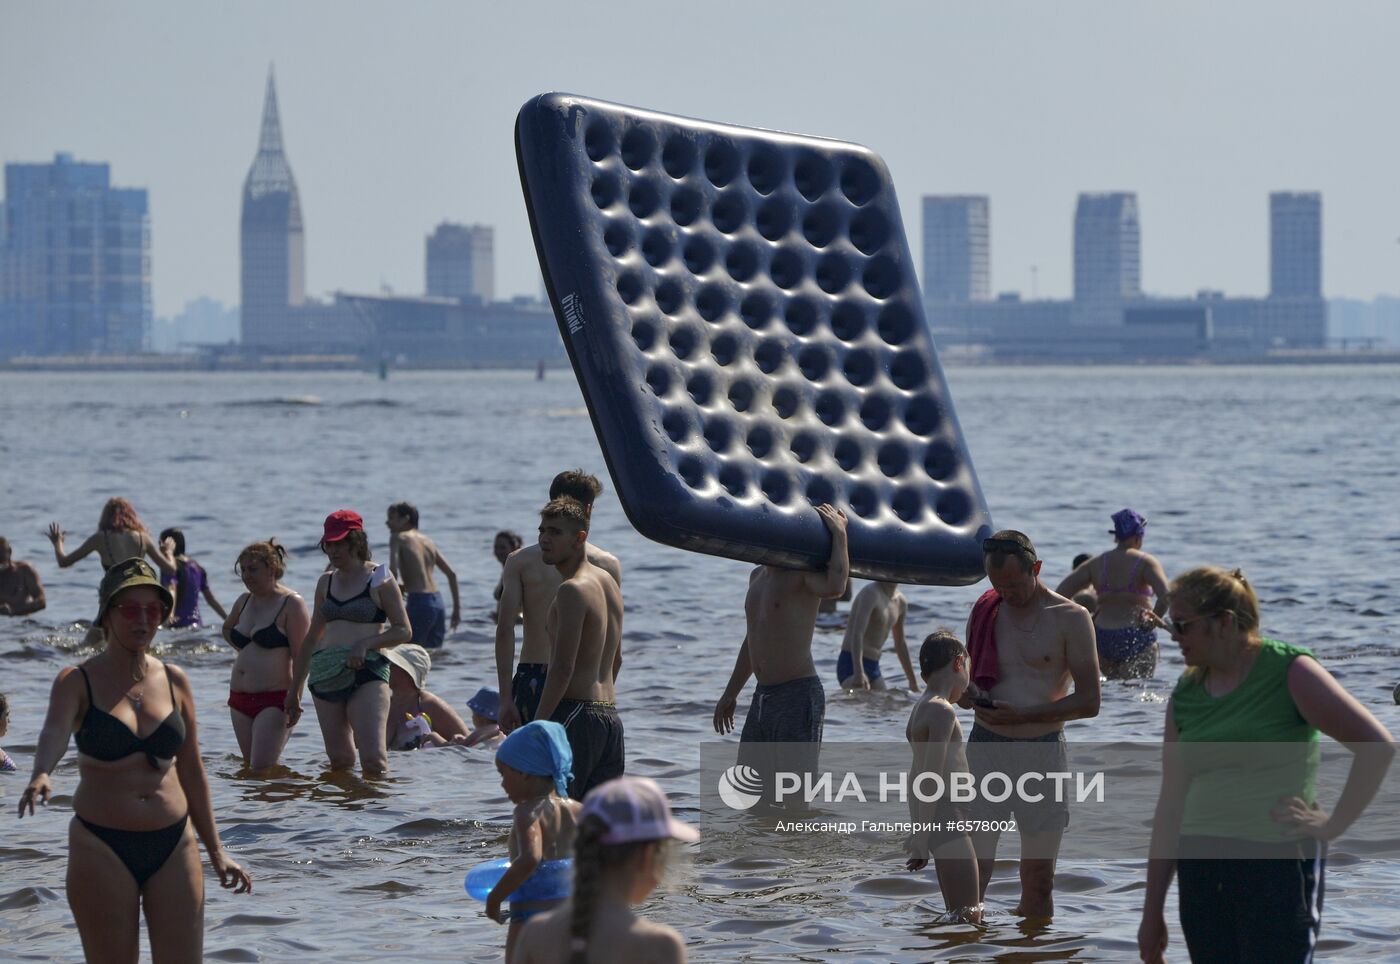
[4,1,1397,317]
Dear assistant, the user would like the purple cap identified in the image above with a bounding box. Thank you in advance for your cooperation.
[580,776,700,845]
[1110,508,1147,541]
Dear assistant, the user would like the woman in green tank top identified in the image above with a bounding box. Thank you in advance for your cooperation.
[1137,566,1394,964]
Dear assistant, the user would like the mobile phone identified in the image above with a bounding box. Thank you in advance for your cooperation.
[972,695,996,709]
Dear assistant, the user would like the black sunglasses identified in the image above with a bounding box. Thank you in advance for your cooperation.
[1170,614,1208,636]
[982,537,1036,559]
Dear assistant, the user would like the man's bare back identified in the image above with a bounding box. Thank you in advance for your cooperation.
[714,505,849,737]
[852,586,905,660]
[390,529,444,594]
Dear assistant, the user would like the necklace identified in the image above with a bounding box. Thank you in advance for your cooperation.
[1003,605,1041,635]
[125,686,145,708]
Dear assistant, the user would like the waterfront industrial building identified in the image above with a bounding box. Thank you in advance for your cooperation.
[922,191,1326,360]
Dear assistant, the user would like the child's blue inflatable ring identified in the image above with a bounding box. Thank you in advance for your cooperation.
[516,93,994,585]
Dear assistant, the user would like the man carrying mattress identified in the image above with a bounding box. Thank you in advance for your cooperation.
[712,504,849,808]
[958,529,1100,921]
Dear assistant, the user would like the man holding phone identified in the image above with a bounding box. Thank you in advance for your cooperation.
[958,530,1101,921]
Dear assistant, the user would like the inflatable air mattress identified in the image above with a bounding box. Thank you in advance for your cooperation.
[516,93,993,585]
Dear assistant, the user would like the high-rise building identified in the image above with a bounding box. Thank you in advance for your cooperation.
[1073,193,1140,308]
[1270,192,1321,298]
[240,67,304,347]
[0,153,151,357]
[425,222,494,302]
[921,196,990,302]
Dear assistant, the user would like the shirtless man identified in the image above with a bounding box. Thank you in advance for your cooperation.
[713,505,849,802]
[533,496,625,799]
[837,581,915,692]
[386,502,460,649]
[0,537,47,616]
[959,529,1100,920]
[495,471,621,733]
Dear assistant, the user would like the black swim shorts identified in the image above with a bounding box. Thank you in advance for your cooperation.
[550,699,625,800]
[964,724,1070,833]
[512,662,548,723]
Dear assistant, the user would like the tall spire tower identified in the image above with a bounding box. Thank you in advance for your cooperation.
[240,65,305,346]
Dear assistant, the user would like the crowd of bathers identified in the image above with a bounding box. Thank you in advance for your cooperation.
[4,489,1397,963]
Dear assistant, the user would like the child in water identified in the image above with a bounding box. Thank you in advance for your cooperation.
[0,692,16,773]
[904,630,981,922]
[160,528,227,629]
[489,721,581,960]
[513,775,698,964]
[458,686,504,749]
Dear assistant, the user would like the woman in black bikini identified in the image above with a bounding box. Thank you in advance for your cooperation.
[222,539,309,770]
[285,510,412,775]
[17,558,251,961]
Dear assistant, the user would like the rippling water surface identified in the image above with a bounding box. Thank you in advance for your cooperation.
[2,367,1398,961]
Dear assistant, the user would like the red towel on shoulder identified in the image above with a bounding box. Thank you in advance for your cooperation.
[968,589,1002,692]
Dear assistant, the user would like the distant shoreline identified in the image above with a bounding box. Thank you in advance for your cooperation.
[4,350,1399,373]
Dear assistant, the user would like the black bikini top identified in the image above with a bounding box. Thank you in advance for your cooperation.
[75,664,186,769]
[229,596,292,650]
[321,568,387,624]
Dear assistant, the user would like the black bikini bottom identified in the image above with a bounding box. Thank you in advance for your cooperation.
[77,814,189,887]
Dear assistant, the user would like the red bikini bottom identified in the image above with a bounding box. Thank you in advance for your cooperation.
[228,689,288,719]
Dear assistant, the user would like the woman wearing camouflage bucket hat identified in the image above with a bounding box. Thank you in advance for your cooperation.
[284,510,413,774]
[17,558,251,960]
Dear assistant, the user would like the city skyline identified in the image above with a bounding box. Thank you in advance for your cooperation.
[3,2,1398,319]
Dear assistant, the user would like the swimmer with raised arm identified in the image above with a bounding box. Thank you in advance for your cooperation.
[496,471,621,734]
[713,504,849,803]
[48,497,175,577]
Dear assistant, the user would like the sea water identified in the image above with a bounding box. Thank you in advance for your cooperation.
[1,367,1397,961]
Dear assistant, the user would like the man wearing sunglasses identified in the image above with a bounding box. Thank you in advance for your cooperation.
[959,530,1100,921]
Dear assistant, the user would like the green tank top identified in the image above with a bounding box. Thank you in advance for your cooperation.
[1171,637,1319,842]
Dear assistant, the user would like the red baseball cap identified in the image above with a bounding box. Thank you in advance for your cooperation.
[322,509,364,543]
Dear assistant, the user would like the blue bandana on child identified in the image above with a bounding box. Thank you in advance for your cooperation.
[497,721,573,798]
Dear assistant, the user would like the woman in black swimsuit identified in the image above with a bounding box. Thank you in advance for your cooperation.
[17,558,251,961]
[285,510,412,775]
[47,496,175,577]
[222,539,309,770]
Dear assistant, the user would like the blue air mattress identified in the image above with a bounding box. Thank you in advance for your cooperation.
[516,93,993,585]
